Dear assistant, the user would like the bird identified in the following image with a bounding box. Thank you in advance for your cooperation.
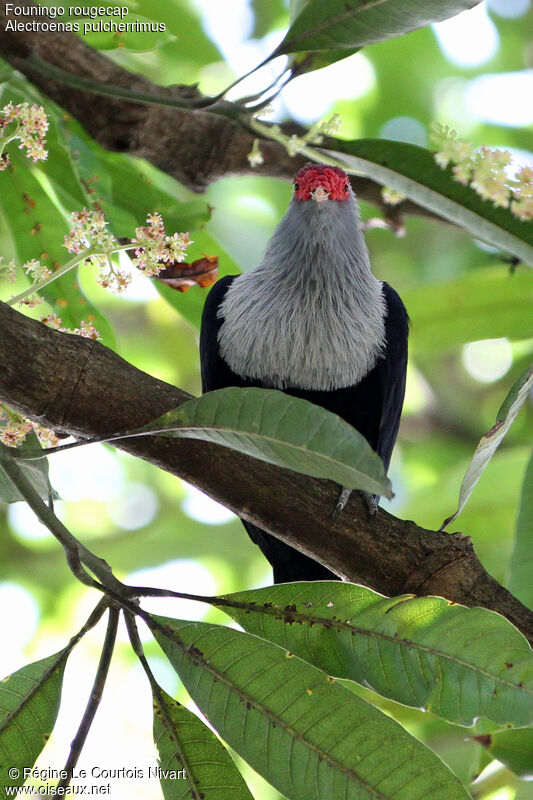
[200,163,408,583]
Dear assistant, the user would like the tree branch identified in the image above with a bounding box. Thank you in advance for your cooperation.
[0,2,437,222]
[1,299,532,644]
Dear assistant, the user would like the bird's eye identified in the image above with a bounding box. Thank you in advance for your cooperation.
[294,182,299,191]
[344,183,350,192]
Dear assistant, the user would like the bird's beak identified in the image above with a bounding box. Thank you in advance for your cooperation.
[310,185,330,203]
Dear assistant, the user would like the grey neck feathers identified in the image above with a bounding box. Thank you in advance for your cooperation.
[218,193,386,391]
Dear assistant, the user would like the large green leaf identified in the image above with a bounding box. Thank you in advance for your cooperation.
[441,365,533,530]
[404,268,533,356]
[508,448,533,611]
[215,582,533,728]
[276,1,482,54]
[153,686,253,800]
[286,3,359,72]
[475,729,533,779]
[0,431,56,504]
[0,652,67,790]
[143,386,392,496]
[151,616,470,800]
[321,139,533,266]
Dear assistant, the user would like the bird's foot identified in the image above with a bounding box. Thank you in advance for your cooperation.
[332,487,352,521]
[363,491,379,516]
[332,489,379,522]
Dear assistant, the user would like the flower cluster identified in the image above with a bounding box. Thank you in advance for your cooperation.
[247,138,264,168]
[96,266,132,293]
[0,102,49,169]
[63,209,132,292]
[381,186,405,206]
[511,166,533,221]
[430,122,533,220]
[0,256,16,282]
[1,257,54,307]
[0,409,60,449]
[0,413,32,447]
[286,113,342,157]
[132,212,191,276]
[40,313,102,341]
[3,208,192,305]
[19,293,44,307]
[74,319,101,340]
[24,258,52,282]
[64,209,117,255]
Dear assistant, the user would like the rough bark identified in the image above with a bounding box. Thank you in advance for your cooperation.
[1,300,532,645]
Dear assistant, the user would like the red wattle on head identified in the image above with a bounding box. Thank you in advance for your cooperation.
[293,164,351,202]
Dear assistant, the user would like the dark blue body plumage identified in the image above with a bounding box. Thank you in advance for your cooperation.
[200,274,408,583]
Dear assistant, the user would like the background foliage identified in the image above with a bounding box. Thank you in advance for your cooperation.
[1,1,533,798]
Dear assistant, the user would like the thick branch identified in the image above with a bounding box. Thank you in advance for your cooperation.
[0,2,432,222]
[1,300,532,644]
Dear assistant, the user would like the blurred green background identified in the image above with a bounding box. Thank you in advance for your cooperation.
[1,0,533,798]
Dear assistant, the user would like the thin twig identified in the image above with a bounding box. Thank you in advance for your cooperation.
[64,545,106,591]
[57,606,120,791]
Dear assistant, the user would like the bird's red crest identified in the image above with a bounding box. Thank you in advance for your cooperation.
[293,164,351,202]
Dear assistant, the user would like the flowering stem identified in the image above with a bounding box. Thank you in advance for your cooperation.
[249,117,358,173]
[6,243,134,306]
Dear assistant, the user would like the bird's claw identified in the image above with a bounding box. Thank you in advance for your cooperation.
[332,488,379,522]
[363,492,379,516]
[333,487,352,521]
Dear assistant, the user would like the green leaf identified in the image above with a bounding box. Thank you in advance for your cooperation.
[403,268,533,356]
[151,616,470,800]
[276,0,482,54]
[441,365,533,530]
[508,448,533,611]
[144,386,392,496]
[0,652,67,790]
[215,582,533,728]
[153,686,254,800]
[321,139,533,266]
[284,0,360,73]
[0,431,56,504]
[475,729,533,779]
